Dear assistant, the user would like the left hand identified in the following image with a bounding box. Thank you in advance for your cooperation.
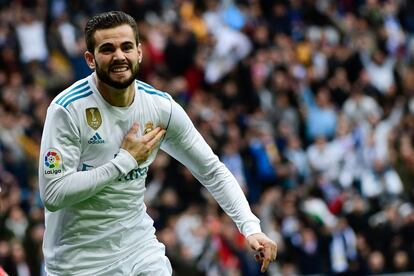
[246,232,277,273]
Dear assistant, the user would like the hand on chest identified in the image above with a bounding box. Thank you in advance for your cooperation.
[80,106,162,165]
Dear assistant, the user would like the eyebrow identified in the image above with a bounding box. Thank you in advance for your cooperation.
[98,41,135,50]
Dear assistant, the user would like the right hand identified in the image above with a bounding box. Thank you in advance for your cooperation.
[121,123,166,165]
[247,233,277,273]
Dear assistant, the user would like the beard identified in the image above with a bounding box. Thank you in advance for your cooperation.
[95,60,139,89]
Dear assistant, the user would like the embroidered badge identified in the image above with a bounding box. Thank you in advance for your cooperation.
[86,107,102,130]
[44,148,63,178]
[144,121,154,135]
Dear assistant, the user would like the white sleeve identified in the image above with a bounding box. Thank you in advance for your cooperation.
[38,104,137,212]
[161,100,261,237]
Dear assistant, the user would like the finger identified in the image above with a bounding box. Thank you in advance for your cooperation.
[140,127,161,142]
[265,240,277,261]
[259,243,273,272]
[249,238,264,252]
[262,244,273,261]
[147,129,166,149]
[255,250,265,261]
[127,123,140,136]
[261,257,271,273]
[271,244,277,261]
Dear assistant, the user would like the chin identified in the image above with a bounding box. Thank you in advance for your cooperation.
[109,79,135,89]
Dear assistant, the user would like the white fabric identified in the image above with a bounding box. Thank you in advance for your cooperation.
[360,169,403,198]
[343,95,382,124]
[203,10,252,83]
[16,21,48,63]
[307,140,342,181]
[39,73,261,275]
[58,21,78,56]
[361,53,396,93]
[330,233,348,273]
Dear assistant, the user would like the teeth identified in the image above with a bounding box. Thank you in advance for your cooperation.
[112,67,128,72]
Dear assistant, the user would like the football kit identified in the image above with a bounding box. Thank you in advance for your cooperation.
[39,73,261,275]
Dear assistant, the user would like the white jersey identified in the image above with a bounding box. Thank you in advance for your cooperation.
[39,73,261,275]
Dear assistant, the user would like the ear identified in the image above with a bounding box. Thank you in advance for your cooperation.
[84,51,96,70]
[137,43,143,63]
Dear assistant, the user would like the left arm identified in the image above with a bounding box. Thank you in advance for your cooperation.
[161,100,276,271]
[161,100,260,236]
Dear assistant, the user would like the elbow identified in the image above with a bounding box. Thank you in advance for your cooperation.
[40,177,68,212]
[40,191,63,212]
[43,198,62,212]
[43,201,61,212]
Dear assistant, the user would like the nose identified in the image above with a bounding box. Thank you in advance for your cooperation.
[113,48,126,61]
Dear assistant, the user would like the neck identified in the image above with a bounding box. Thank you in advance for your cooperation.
[95,76,134,107]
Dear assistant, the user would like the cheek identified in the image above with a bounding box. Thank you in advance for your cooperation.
[127,53,140,63]
[94,56,109,67]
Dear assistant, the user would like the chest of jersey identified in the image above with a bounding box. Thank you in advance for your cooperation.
[77,101,163,173]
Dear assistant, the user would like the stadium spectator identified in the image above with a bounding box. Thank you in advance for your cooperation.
[1,0,414,275]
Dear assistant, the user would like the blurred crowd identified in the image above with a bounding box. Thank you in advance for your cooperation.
[1,0,414,275]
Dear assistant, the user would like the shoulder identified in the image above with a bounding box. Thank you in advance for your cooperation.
[135,80,174,129]
[136,80,172,101]
[52,76,94,109]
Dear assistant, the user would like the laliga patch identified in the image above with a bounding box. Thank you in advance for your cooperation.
[43,148,63,178]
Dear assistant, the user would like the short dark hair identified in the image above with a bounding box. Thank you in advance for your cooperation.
[84,11,139,53]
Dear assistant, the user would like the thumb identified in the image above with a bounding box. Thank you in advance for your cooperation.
[128,123,140,135]
[249,237,264,251]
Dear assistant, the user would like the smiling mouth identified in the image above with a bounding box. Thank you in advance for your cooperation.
[110,64,130,73]
[111,68,129,73]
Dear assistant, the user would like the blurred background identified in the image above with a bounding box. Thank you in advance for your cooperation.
[1,0,414,275]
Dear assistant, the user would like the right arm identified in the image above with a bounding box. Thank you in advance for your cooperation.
[38,104,137,212]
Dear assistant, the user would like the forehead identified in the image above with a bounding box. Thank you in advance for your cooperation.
[93,24,136,47]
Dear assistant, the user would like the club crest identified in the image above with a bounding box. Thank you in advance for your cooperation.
[86,108,102,130]
[144,121,154,134]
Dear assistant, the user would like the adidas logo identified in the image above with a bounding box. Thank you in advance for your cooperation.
[88,132,105,144]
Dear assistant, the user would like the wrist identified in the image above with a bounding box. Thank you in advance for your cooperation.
[111,148,138,175]
[242,221,262,238]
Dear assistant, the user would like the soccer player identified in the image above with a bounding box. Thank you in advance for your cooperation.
[39,11,277,275]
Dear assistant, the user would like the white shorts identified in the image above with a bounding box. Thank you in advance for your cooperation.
[46,238,172,276]
[100,238,172,276]
[44,211,172,276]
[129,239,172,276]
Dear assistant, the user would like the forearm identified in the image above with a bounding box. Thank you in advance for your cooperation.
[199,160,262,237]
[162,133,261,237]
[162,100,262,237]
[40,149,136,211]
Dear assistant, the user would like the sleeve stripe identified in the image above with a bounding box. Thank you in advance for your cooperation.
[136,80,170,100]
[62,91,93,108]
[56,80,89,104]
[56,86,91,107]
[137,80,153,90]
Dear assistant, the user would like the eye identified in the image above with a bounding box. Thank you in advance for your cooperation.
[99,46,114,54]
[122,44,134,52]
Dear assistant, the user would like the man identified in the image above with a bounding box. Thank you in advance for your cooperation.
[39,11,276,275]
